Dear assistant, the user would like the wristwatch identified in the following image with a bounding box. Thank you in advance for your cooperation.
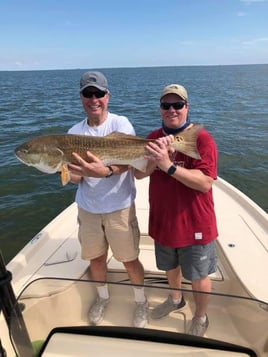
[105,166,114,178]
[167,164,177,175]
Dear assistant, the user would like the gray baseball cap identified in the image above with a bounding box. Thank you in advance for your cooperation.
[80,71,108,92]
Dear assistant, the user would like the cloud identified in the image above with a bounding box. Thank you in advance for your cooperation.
[14,61,24,67]
[242,37,268,45]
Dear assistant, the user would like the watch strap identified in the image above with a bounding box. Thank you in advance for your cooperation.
[105,166,114,178]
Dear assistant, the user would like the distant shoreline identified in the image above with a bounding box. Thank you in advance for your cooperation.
[1,63,268,72]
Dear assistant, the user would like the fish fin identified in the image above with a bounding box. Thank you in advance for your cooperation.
[102,157,148,172]
[105,132,140,140]
[105,132,129,137]
[105,132,150,143]
[130,158,148,172]
[173,124,203,160]
[60,164,70,186]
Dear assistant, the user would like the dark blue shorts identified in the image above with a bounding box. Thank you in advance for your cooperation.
[154,240,217,281]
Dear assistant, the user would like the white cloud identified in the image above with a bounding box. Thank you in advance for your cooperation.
[242,37,268,45]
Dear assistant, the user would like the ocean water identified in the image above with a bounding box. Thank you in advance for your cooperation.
[1,65,267,263]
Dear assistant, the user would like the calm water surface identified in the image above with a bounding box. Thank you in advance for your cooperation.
[1,65,267,263]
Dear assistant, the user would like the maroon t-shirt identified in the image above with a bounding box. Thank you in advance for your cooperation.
[147,126,218,248]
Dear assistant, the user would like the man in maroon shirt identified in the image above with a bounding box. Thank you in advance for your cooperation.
[135,84,218,337]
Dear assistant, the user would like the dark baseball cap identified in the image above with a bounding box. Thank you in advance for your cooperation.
[80,71,108,92]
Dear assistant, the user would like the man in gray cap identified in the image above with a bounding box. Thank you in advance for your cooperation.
[79,71,109,93]
[135,83,218,337]
[67,71,148,328]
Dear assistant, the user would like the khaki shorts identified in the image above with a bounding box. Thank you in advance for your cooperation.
[77,203,140,262]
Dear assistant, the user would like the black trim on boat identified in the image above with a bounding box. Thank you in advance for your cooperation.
[0,252,34,357]
[39,326,257,357]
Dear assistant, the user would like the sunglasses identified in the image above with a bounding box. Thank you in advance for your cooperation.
[160,102,186,110]
[82,89,107,98]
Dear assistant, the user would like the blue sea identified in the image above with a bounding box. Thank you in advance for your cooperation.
[1,65,267,263]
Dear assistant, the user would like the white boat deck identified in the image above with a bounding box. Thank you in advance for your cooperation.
[213,177,268,303]
[7,176,268,304]
[2,176,268,357]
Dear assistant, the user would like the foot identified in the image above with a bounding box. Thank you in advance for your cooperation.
[133,300,149,328]
[88,297,110,325]
[151,295,186,319]
[188,314,209,337]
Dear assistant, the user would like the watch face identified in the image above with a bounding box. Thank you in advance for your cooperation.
[167,165,176,175]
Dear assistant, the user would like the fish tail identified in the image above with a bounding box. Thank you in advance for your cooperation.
[172,124,203,160]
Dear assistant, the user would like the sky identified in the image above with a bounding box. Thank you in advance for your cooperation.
[0,0,267,71]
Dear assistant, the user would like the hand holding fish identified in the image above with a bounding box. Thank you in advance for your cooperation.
[157,135,175,153]
[135,135,178,179]
[145,137,173,173]
[69,151,108,178]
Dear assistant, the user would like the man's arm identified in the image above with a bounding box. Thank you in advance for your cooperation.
[145,137,214,193]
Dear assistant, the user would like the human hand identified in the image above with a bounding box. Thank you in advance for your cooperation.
[145,139,173,172]
[68,151,108,178]
[157,135,175,153]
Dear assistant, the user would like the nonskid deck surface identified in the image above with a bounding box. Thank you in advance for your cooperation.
[2,236,267,356]
[16,277,265,356]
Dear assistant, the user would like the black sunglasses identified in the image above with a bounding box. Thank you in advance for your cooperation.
[160,102,186,110]
[82,89,107,98]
